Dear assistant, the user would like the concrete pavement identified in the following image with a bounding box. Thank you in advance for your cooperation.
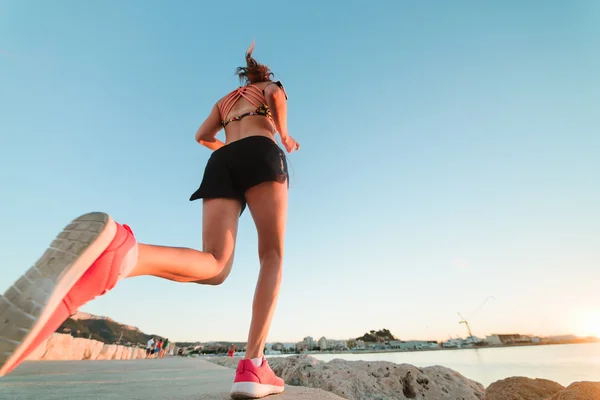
[0,357,343,399]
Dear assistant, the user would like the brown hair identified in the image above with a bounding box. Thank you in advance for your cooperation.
[235,41,273,84]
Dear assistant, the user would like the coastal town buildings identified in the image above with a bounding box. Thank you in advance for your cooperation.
[389,340,440,350]
[485,334,541,345]
[271,343,285,351]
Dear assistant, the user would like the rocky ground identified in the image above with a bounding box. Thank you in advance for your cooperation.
[485,377,600,399]
[209,356,600,400]
[209,355,485,400]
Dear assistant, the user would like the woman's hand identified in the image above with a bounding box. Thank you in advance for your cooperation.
[282,135,300,153]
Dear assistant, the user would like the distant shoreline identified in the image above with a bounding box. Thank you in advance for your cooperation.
[296,340,600,357]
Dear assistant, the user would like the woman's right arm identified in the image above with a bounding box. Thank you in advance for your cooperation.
[195,103,225,151]
[265,83,299,153]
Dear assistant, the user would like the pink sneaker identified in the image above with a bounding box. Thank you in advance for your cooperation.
[0,212,137,376]
[230,358,285,399]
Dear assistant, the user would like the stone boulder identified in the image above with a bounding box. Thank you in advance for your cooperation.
[112,345,125,360]
[41,333,75,360]
[125,347,135,359]
[96,344,118,360]
[120,347,131,360]
[25,336,49,360]
[85,339,104,360]
[69,337,92,360]
[20,333,149,362]
[132,348,141,359]
[485,377,565,400]
[209,355,485,400]
[548,382,600,399]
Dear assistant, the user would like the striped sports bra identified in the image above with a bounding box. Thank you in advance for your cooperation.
[218,82,287,128]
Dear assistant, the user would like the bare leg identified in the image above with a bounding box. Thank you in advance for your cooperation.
[126,198,241,284]
[244,181,287,359]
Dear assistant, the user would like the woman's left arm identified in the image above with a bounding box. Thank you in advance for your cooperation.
[195,104,225,151]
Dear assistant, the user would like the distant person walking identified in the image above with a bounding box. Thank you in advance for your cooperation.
[151,340,157,358]
[146,338,155,359]
[0,41,297,399]
[160,338,169,359]
[156,339,163,358]
[227,344,236,357]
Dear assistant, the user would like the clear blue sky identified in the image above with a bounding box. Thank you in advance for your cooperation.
[1,1,599,343]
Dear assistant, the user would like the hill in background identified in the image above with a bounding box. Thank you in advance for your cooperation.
[57,312,168,345]
[356,329,398,343]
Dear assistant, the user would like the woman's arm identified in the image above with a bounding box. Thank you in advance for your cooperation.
[264,82,289,139]
[265,82,300,153]
[195,104,225,150]
[198,137,225,151]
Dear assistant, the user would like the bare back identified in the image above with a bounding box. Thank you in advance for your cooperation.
[218,81,276,144]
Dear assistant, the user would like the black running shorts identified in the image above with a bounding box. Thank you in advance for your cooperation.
[189,136,289,214]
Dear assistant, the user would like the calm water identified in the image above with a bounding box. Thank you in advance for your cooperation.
[306,343,600,387]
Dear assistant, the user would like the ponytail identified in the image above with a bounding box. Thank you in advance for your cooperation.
[236,41,273,84]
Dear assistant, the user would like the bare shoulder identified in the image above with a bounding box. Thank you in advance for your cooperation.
[261,80,287,99]
[215,87,235,106]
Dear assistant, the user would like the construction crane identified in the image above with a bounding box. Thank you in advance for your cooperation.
[457,296,495,343]
[458,313,474,338]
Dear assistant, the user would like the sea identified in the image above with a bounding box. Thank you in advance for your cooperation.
[303,343,600,387]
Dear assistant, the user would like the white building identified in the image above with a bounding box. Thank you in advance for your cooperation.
[318,337,328,350]
[295,341,308,352]
[486,334,537,345]
[303,336,315,350]
[442,339,464,348]
[328,340,348,350]
[485,335,502,345]
[389,340,440,350]
[271,343,285,351]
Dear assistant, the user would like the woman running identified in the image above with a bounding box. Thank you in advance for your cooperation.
[0,42,299,399]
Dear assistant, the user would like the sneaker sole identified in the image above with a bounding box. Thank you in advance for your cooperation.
[230,382,285,399]
[0,212,117,376]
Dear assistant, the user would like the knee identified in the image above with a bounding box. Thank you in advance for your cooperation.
[203,272,228,286]
[258,246,284,270]
[200,251,234,286]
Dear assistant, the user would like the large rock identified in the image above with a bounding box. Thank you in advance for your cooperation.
[132,348,141,359]
[123,347,134,360]
[138,348,147,359]
[21,333,147,362]
[113,345,125,360]
[86,339,104,360]
[96,344,118,360]
[485,377,565,400]
[41,333,75,360]
[25,336,50,360]
[209,355,485,400]
[548,382,600,399]
[69,337,92,360]
[120,347,130,360]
